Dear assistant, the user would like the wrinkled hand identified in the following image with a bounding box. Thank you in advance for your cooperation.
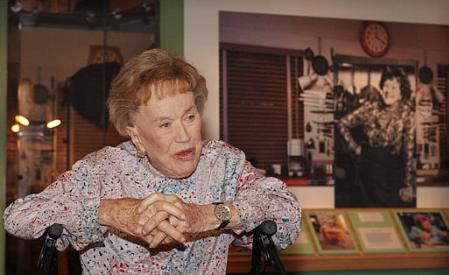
[137,193,213,248]
[399,186,414,202]
[99,197,187,246]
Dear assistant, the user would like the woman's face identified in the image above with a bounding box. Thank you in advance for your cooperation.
[381,78,402,106]
[127,91,203,179]
[420,219,432,231]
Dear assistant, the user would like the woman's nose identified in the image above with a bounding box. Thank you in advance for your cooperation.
[174,122,190,142]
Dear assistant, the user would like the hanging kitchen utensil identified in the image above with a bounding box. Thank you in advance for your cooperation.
[311,37,329,76]
[65,62,122,128]
[330,48,338,79]
[418,66,433,84]
[418,49,433,85]
[32,66,51,105]
[312,55,329,76]
[360,85,382,104]
[304,47,314,61]
[303,47,315,76]
[306,138,315,149]
[306,122,312,133]
[359,67,382,104]
[33,84,50,105]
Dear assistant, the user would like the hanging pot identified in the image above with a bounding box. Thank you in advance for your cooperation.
[33,84,50,105]
[304,47,315,61]
[312,55,329,76]
[418,66,433,84]
[66,62,122,128]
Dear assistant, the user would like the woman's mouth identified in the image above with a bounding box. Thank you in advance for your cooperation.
[175,148,195,160]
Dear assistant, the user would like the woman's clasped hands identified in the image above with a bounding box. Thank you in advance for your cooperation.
[99,193,210,249]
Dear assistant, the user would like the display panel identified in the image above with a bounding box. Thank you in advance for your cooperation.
[347,210,405,253]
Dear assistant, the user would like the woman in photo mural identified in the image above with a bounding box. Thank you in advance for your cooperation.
[338,67,416,207]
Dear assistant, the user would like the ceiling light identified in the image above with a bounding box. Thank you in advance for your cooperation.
[15,115,30,126]
[11,124,20,133]
[46,119,61,129]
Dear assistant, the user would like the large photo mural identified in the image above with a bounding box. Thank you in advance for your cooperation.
[220,12,449,208]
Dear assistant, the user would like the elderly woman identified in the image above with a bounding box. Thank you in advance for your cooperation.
[338,67,415,207]
[4,49,301,274]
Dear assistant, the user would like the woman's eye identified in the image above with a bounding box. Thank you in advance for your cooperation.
[186,114,196,121]
[160,122,171,128]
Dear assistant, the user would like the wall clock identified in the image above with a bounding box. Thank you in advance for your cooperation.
[360,22,390,57]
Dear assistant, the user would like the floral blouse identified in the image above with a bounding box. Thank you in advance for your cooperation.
[4,140,301,274]
[338,102,415,188]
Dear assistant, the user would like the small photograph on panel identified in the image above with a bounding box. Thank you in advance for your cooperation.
[306,211,358,254]
[395,211,449,251]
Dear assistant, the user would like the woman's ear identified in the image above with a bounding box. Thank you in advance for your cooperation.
[126,126,142,148]
[126,126,147,158]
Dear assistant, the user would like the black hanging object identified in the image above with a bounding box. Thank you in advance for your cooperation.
[33,84,50,105]
[333,85,345,96]
[306,122,312,133]
[304,47,315,61]
[65,62,122,128]
[330,62,339,72]
[418,66,433,84]
[312,55,329,76]
[359,85,382,104]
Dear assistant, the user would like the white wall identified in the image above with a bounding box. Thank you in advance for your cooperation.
[184,0,449,208]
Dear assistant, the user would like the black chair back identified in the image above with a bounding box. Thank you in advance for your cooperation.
[38,224,63,275]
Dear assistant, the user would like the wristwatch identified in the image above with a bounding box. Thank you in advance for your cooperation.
[213,202,231,229]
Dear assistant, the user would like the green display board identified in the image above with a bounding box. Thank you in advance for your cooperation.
[281,225,315,256]
[347,210,405,254]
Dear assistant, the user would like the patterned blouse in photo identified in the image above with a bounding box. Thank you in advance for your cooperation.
[4,140,301,274]
[338,102,416,189]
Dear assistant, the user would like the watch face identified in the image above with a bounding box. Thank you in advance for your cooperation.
[361,22,390,57]
[214,204,231,221]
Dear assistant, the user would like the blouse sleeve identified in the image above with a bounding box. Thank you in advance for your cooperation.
[232,161,301,249]
[338,103,371,154]
[403,111,416,189]
[3,153,108,251]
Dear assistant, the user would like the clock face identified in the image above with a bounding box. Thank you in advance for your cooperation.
[360,22,390,57]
